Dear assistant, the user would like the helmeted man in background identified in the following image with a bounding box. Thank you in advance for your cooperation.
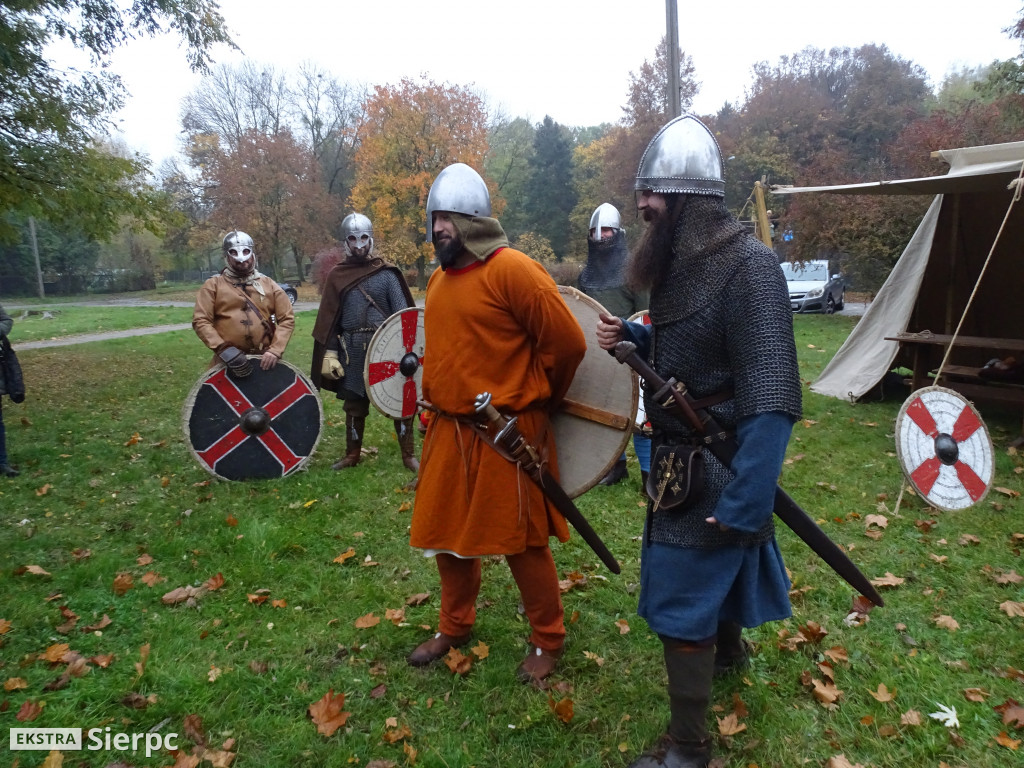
[578,202,651,488]
[311,213,418,472]
[193,231,294,378]
[407,163,587,684]
[596,115,802,768]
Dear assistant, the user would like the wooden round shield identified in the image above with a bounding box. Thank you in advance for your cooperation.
[554,287,639,497]
[895,386,994,512]
[365,307,425,419]
[627,310,652,433]
[183,358,323,481]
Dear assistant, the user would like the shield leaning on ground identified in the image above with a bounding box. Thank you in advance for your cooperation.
[895,385,994,512]
[554,286,639,498]
[183,358,323,481]
[365,307,425,419]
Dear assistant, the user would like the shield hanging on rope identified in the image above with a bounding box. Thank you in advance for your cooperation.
[554,286,639,498]
[895,386,994,512]
[183,358,323,481]
[365,307,425,419]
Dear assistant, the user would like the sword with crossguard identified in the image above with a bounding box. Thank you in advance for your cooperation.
[473,392,621,575]
[611,341,884,607]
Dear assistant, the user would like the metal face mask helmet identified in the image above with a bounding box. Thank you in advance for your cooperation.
[589,203,621,241]
[223,230,256,272]
[425,163,491,243]
[635,114,725,197]
[340,213,374,259]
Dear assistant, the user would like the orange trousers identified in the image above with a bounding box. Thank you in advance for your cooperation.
[435,546,565,652]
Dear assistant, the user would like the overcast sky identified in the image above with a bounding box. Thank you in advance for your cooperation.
[94,0,1023,165]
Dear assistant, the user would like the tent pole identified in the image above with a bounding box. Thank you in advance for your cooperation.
[943,195,960,335]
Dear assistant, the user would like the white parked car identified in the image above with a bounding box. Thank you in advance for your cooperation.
[781,260,845,314]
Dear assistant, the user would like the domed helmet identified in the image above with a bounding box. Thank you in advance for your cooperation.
[222,231,256,271]
[634,114,725,197]
[425,163,491,243]
[589,203,621,240]
[340,212,374,258]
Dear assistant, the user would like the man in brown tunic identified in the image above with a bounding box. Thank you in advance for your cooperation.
[192,231,294,377]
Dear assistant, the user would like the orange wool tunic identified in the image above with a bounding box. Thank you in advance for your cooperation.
[410,248,587,556]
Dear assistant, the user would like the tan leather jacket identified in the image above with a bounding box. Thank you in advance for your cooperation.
[192,273,294,359]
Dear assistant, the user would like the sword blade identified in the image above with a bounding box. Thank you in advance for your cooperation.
[538,470,621,575]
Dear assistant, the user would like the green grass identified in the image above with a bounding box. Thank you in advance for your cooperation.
[5,306,194,342]
[1,311,1022,767]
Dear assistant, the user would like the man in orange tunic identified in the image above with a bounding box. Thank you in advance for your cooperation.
[408,163,587,684]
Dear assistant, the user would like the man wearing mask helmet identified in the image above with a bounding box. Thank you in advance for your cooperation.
[577,202,650,488]
[407,163,586,684]
[193,231,295,378]
[596,116,801,768]
[311,213,418,472]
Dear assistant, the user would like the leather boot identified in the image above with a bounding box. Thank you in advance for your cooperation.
[714,620,750,677]
[598,458,628,486]
[640,470,649,491]
[629,641,714,768]
[516,643,564,684]
[407,632,471,667]
[0,463,19,477]
[332,415,364,470]
[395,418,419,472]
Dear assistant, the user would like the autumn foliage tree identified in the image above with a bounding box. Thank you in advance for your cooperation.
[208,130,337,281]
[350,76,492,286]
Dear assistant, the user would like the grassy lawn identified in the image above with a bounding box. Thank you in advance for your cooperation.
[5,307,194,343]
[1,312,1022,768]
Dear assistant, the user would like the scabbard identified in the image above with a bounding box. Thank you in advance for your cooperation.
[612,343,883,606]
[536,470,621,575]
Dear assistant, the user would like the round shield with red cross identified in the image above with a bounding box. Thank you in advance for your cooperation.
[183,358,323,481]
[365,307,425,419]
[895,386,994,512]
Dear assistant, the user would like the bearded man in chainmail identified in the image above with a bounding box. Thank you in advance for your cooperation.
[311,213,419,472]
[577,202,651,487]
[596,115,802,768]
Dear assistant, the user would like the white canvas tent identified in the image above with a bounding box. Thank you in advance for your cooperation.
[772,141,1024,402]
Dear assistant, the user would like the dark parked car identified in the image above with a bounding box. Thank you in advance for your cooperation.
[781,260,844,314]
[277,282,298,305]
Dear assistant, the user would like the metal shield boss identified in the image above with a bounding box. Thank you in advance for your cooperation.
[895,385,994,512]
[365,307,425,419]
[183,358,323,481]
[554,287,639,498]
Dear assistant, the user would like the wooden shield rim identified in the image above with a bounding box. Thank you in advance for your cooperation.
[894,385,994,512]
[182,356,324,481]
[364,307,425,419]
[555,286,639,497]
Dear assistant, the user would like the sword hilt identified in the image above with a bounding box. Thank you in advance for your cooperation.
[474,392,540,473]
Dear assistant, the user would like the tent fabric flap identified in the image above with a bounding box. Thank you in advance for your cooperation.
[810,198,942,401]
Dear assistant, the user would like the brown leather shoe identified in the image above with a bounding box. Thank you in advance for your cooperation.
[516,643,564,684]
[407,632,471,667]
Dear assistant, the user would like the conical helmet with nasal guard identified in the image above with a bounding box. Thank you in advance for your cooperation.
[635,114,725,197]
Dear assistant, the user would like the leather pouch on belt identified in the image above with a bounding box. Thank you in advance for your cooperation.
[646,443,705,511]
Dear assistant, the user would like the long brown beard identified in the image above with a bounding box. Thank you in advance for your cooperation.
[626,194,686,293]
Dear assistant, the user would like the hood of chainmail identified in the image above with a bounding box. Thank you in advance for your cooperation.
[649,196,747,325]
[449,213,509,262]
[580,229,629,292]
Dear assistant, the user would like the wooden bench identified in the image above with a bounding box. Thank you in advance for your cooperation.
[885,332,1024,390]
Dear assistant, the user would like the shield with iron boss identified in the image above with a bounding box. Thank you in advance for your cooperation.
[365,307,425,419]
[554,286,639,498]
[895,385,994,512]
[183,358,323,481]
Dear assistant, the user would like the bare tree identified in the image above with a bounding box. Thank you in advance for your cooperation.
[180,61,290,150]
